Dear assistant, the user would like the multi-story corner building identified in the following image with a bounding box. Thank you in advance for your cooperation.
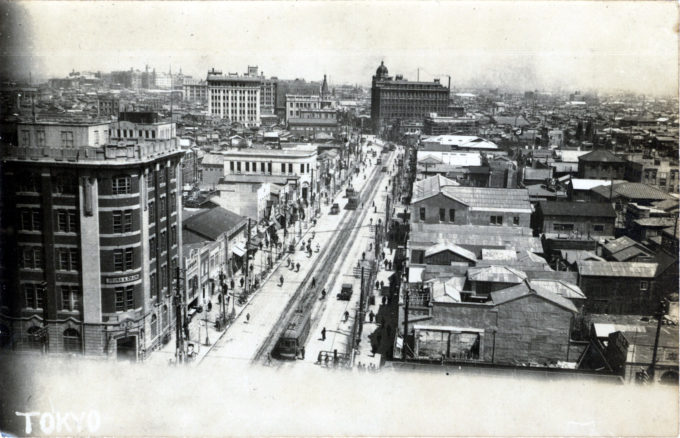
[288,109,339,138]
[0,115,184,361]
[183,79,208,103]
[206,68,261,127]
[370,61,450,134]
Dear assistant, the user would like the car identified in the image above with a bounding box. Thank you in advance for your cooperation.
[337,283,353,300]
[330,203,340,214]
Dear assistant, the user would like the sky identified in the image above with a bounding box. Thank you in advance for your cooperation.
[1,1,678,95]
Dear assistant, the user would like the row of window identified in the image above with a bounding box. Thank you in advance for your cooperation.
[417,207,520,226]
[148,194,177,224]
[17,173,78,194]
[20,247,78,271]
[24,327,81,352]
[148,226,178,257]
[228,161,311,174]
[553,223,605,232]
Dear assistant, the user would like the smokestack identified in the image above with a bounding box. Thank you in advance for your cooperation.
[448,76,451,90]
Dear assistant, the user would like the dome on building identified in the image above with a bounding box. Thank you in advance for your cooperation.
[376,61,388,77]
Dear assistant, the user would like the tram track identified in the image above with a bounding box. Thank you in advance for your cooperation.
[251,153,387,365]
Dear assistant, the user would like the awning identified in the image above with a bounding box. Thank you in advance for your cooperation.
[232,244,246,257]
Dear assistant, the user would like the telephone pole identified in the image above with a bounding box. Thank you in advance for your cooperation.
[174,267,185,364]
[245,218,252,296]
[403,282,409,362]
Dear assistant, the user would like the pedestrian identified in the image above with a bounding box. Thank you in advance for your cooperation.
[230,279,235,290]
[296,262,300,272]
[382,296,387,305]
[344,311,349,322]
[246,313,250,323]
[240,277,244,288]
[369,310,375,323]
[311,277,316,289]
[375,280,380,290]
[362,252,366,261]
[381,251,385,261]
[301,346,305,360]
[321,327,326,341]
[380,281,384,290]
[279,275,284,286]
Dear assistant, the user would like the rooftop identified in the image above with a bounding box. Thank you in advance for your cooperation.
[577,261,658,278]
[182,206,247,241]
[411,174,460,203]
[578,149,627,163]
[490,282,578,313]
[539,201,616,218]
[439,186,532,213]
[592,182,674,202]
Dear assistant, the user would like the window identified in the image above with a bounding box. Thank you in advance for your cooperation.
[60,131,74,148]
[112,176,131,195]
[288,163,293,173]
[160,231,167,252]
[169,165,176,179]
[162,305,168,328]
[513,216,520,226]
[149,236,156,257]
[24,283,45,309]
[170,193,176,212]
[419,207,426,221]
[553,223,574,232]
[58,248,79,271]
[150,272,157,296]
[236,161,241,172]
[300,163,305,173]
[281,163,285,173]
[61,286,81,311]
[640,281,649,291]
[146,172,154,189]
[171,225,177,245]
[161,265,168,288]
[150,314,158,339]
[94,130,99,146]
[63,328,81,353]
[230,161,234,172]
[490,215,503,226]
[158,169,165,185]
[268,162,272,173]
[21,247,43,269]
[115,285,135,312]
[36,130,45,147]
[592,224,604,232]
[112,210,133,233]
[439,208,446,222]
[18,173,39,193]
[53,174,77,195]
[113,248,134,271]
[148,201,155,223]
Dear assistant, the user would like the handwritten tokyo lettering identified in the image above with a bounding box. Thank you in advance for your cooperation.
[15,410,101,435]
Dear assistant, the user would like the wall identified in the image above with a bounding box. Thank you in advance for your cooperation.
[542,215,615,237]
[579,275,660,315]
[411,193,530,227]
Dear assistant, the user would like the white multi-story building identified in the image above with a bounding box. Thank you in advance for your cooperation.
[285,94,321,122]
[207,69,261,127]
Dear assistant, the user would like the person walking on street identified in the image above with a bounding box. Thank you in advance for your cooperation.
[296,262,300,272]
[321,327,326,341]
[301,346,305,360]
[279,275,284,286]
[311,277,316,289]
[344,311,349,322]
[230,279,235,290]
[369,310,375,323]
[246,313,250,323]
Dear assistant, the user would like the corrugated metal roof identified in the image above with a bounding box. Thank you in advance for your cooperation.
[468,266,527,283]
[539,201,616,218]
[424,242,477,262]
[578,150,626,163]
[577,261,658,278]
[592,182,674,202]
[490,282,578,313]
[411,174,459,204]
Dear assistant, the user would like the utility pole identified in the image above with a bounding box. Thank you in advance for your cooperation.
[219,270,227,330]
[403,282,409,362]
[648,300,667,380]
[245,218,252,296]
[174,267,185,364]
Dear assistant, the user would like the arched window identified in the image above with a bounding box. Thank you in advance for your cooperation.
[26,326,43,350]
[63,328,81,353]
[150,314,158,339]
[161,305,168,328]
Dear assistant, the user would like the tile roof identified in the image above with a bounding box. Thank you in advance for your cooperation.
[592,182,674,202]
[652,199,679,212]
[578,149,626,163]
[539,201,616,218]
[411,174,460,204]
[577,261,658,278]
[440,186,532,212]
[183,206,247,241]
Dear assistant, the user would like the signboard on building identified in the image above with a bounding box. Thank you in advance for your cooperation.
[105,273,141,284]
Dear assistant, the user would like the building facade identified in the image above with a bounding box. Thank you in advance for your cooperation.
[207,69,261,127]
[370,61,449,134]
[1,117,184,360]
[183,79,208,103]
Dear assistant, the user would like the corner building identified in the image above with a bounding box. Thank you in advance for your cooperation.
[0,116,183,360]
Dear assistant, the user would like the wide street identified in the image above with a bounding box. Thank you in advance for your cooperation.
[199,138,396,369]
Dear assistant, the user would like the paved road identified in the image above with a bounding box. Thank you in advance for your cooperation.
[200,146,381,368]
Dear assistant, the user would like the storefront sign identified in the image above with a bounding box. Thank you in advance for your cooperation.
[105,273,140,284]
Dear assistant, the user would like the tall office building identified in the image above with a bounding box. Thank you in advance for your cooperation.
[207,68,262,127]
[370,61,450,134]
[0,114,184,360]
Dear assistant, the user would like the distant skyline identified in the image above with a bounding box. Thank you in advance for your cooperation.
[1,1,677,96]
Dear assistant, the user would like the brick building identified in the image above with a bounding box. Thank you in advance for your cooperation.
[370,61,449,134]
[0,116,183,359]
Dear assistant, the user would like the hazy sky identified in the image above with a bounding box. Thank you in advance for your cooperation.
[1,1,678,95]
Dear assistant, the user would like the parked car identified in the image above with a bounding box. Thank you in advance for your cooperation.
[330,203,340,214]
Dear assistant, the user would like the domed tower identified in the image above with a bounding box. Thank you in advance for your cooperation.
[375,61,389,81]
